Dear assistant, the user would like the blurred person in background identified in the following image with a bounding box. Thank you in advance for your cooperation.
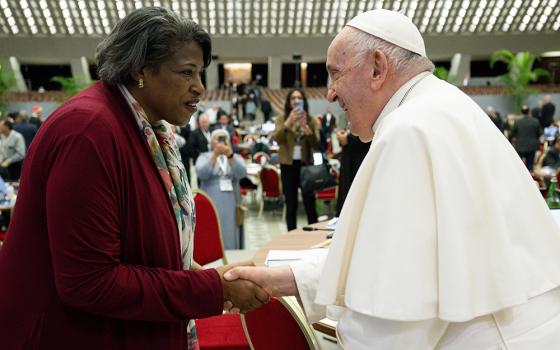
[485,106,503,133]
[273,89,319,231]
[30,105,43,128]
[0,7,268,349]
[213,112,235,141]
[543,137,560,169]
[511,105,542,172]
[335,128,371,217]
[260,97,273,122]
[196,129,246,249]
[0,118,26,181]
[13,110,38,149]
[319,107,337,153]
[187,113,211,164]
[541,95,556,128]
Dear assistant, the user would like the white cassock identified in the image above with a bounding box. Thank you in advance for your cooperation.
[291,72,560,349]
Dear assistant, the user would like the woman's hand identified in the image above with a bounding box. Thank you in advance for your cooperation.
[214,142,231,156]
[284,108,305,129]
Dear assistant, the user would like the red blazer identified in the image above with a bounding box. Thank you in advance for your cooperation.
[0,82,223,349]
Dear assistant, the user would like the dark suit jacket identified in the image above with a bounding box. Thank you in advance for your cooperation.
[211,124,235,141]
[511,115,542,152]
[336,134,371,216]
[187,128,210,162]
[542,102,556,128]
[319,113,337,151]
[0,82,222,349]
[14,121,38,149]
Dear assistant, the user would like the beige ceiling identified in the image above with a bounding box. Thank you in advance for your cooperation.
[1,0,559,63]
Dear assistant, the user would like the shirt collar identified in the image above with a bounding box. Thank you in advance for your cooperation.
[372,71,432,133]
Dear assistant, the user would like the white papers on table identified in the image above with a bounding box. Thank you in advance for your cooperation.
[265,249,327,267]
[326,217,338,229]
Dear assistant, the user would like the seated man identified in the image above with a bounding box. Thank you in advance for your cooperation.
[543,137,560,169]
[0,118,26,181]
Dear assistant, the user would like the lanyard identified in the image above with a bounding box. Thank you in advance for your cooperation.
[216,154,229,176]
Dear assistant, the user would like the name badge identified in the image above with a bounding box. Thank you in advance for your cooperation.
[219,177,233,192]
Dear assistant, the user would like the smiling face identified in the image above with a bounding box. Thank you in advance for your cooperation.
[326,29,392,142]
[134,40,205,126]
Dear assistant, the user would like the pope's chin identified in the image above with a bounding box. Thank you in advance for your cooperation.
[352,128,373,143]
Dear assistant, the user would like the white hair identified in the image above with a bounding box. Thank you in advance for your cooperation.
[345,27,434,77]
[210,129,230,148]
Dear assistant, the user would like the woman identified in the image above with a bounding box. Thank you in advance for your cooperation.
[0,8,267,350]
[273,89,320,231]
[196,130,246,249]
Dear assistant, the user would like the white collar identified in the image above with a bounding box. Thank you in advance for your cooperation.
[372,71,431,134]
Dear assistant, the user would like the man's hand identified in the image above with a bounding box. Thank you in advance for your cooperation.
[223,265,298,298]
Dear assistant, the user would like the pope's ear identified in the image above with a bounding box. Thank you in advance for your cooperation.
[370,49,389,91]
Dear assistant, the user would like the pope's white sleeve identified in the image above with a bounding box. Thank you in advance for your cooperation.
[289,250,328,323]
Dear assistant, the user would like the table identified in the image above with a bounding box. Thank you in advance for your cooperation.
[252,223,337,338]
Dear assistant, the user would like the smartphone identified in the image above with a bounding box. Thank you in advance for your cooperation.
[217,135,227,143]
[294,101,304,110]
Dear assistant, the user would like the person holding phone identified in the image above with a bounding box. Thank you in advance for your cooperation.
[196,129,247,249]
[273,89,320,231]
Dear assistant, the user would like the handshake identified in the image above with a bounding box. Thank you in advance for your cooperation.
[215,261,298,314]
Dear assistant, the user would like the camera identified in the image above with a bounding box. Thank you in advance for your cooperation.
[217,135,227,143]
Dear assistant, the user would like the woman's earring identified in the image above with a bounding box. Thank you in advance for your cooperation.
[138,78,144,89]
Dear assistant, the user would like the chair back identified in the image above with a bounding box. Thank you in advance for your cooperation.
[241,297,319,350]
[193,190,228,266]
[259,165,281,198]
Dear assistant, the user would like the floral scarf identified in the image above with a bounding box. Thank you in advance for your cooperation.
[118,85,199,349]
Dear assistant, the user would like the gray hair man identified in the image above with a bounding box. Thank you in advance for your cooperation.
[225,9,560,349]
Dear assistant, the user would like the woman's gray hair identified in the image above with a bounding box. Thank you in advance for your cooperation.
[345,27,434,77]
[96,7,211,85]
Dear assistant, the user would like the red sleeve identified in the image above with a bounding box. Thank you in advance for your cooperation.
[45,117,223,321]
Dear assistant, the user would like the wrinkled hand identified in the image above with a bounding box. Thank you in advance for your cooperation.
[216,261,270,314]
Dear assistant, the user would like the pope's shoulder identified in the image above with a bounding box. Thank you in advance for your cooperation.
[389,76,484,132]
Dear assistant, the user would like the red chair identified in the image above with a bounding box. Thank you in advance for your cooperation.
[252,152,270,165]
[315,187,337,217]
[241,297,320,350]
[193,191,250,350]
[196,314,250,350]
[258,165,284,217]
[193,190,228,266]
